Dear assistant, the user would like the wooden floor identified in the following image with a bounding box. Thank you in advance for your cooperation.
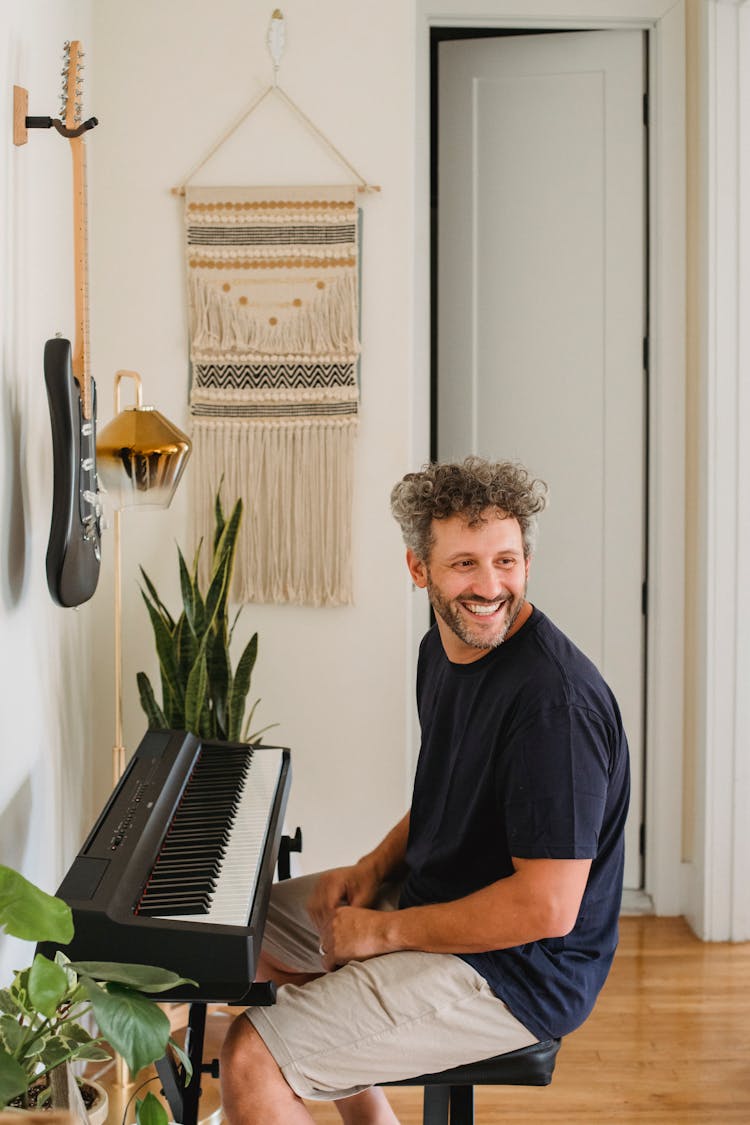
[102,916,750,1124]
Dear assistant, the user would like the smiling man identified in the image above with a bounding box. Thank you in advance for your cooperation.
[220,457,631,1125]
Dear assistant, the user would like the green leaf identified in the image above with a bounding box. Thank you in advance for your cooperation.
[175,613,199,689]
[227,633,258,742]
[207,628,231,740]
[212,484,226,558]
[168,1036,193,1082]
[81,980,170,1076]
[139,568,176,632]
[178,546,196,633]
[0,1046,29,1107]
[136,673,168,730]
[206,500,242,626]
[140,592,179,680]
[0,1015,23,1053]
[69,1042,112,1061]
[184,648,208,736]
[70,963,196,994]
[39,1036,71,1070]
[0,989,20,1017]
[28,954,68,1018]
[0,866,73,944]
[136,1090,169,1125]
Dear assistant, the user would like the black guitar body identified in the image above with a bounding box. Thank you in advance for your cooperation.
[44,336,101,607]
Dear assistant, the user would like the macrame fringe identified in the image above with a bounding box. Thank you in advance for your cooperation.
[191,418,357,606]
[189,272,358,355]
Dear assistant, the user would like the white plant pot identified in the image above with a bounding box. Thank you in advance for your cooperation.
[83,1079,108,1125]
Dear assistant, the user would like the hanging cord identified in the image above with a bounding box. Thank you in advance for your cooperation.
[171,82,379,196]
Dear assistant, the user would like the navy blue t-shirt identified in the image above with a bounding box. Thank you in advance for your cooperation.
[399,608,630,1041]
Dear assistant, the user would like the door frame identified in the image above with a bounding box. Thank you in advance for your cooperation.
[413,0,687,917]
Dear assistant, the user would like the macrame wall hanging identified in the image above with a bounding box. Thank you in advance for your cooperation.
[173,11,379,606]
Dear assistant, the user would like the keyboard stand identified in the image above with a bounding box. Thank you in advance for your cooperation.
[155,985,277,1125]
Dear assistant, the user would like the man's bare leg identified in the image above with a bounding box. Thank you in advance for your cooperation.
[220,1016,313,1125]
[333,1088,400,1125]
[221,950,401,1124]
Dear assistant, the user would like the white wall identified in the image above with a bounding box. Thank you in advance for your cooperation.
[89,0,421,873]
[0,0,95,982]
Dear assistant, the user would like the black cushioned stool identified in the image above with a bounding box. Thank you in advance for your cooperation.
[381,1037,561,1125]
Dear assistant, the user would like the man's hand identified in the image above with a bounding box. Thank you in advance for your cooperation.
[306,861,382,933]
[318,905,392,970]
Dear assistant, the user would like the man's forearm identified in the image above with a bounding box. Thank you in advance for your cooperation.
[357,811,410,884]
[383,858,591,953]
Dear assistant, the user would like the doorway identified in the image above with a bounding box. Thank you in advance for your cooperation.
[432,29,648,889]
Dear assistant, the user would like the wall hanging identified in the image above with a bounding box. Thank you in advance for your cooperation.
[173,10,379,607]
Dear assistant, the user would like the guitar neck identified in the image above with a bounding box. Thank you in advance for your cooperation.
[70,135,92,420]
[63,39,93,422]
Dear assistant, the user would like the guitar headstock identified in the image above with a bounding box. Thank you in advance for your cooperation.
[60,40,84,132]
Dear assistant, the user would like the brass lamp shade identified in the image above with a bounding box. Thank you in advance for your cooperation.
[97,405,191,509]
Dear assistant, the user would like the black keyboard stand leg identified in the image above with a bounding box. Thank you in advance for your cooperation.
[155,1002,207,1125]
[154,987,277,1125]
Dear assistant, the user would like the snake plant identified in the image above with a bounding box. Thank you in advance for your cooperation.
[136,488,273,744]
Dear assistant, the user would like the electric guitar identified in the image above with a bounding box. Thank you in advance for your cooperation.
[44,40,102,607]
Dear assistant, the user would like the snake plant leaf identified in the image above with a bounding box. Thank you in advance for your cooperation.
[175,613,199,687]
[229,605,242,641]
[137,673,168,730]
[177,546,197,634]
[228,633,258,742]
[0,1046,29,1107]
[206,500,242,625]
[28,954,68,1018]
[213,487,226,557]
[139,568,176,633]
[0,866,73,944]
[207,626,231,739]
[140,592,182,702]
[184,649,208,735]
[81,979,170,1077]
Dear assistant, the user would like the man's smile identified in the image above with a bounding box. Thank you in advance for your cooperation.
[460,597,509,617]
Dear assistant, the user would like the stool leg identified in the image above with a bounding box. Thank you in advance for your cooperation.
[423,1085,450,1124]
[449,1084,474,1125]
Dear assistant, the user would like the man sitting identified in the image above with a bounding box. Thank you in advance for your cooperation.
[220,457,630,1125]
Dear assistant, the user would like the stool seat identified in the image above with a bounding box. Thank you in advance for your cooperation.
[382,1038,561,1125]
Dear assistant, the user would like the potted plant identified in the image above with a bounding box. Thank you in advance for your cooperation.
[0,864,192,1125]
[136,486,275,744]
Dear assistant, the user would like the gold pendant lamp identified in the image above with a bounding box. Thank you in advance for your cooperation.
[96,370,191,783]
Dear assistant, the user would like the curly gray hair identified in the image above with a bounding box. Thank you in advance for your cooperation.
[390,457,548,562]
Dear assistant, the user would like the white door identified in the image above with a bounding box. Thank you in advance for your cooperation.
[437,30,646,888]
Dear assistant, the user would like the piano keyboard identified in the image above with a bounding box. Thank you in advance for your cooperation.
[137,744,285,927]
[39,731,291,1001]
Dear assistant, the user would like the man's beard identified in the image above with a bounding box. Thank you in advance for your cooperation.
[426,576,527,652]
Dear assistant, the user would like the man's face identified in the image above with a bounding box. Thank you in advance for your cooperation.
[407,510,531,664]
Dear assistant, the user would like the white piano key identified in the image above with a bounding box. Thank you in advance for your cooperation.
[152,747,284,927]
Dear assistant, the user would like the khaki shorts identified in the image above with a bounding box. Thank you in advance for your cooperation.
[245,872,537,1101]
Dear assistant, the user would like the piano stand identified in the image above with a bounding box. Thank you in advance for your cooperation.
[156,985,277,1125]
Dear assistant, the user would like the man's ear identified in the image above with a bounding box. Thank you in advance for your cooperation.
[525,553,532,580]
[406,548,428,588]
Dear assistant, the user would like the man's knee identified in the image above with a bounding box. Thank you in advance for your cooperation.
[221,1014,267,1079]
